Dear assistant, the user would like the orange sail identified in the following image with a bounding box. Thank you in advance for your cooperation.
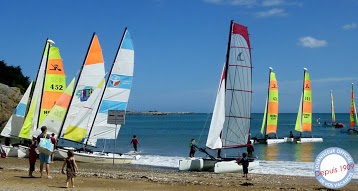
[261,67,278,136]
[39,44,66,125]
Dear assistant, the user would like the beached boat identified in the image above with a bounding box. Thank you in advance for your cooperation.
[179,20,259,173]
[285,68,323,143]
[59,29,139,163]
[253,67,285,144]
[0,82,33,157]
[19,40,66,140]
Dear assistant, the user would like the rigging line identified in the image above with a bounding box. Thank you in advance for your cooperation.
[197,113,211,146]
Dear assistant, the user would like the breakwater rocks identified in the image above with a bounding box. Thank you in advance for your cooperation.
[127,111,194,115]
[0,83,22,130]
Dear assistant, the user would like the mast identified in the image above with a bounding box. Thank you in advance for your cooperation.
[35,39,52,129]
[85,28,128,146]
[58,33,97,137]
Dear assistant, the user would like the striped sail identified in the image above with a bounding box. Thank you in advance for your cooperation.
[63,79,105,143]
[349,83,358,127]
[330,90,335,123]
[295,69,312,132]
[19,40,51,139]
[86,28,135,146]
[261,68,278,136]
[1,81,33,137]
[61,33,105,140]
[206,21,252,149]
[39,44,66,125]
[33,78,75,138]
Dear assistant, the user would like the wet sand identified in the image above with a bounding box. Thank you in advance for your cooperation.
[0,157,357,191]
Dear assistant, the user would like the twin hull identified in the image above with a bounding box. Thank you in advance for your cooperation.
[179,158,259,173]
[56,148,140,164]
[1,145,29,158]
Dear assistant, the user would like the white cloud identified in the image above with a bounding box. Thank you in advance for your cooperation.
[342,22,357,30]
[262,0,284,6]
[255,8,287,18]
[298,36,327,48]
[203,0,257,6]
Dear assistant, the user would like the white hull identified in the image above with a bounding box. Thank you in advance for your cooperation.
[178,158,218,172]
[57,148,140,164]
[284,137,323,143]
[17,145,29,158]
[267,139,286,144]
[251,139,286,144]
[179,158,259,173]
[0,145,18,157]
[298,138,323,143]
[214,160,260,173]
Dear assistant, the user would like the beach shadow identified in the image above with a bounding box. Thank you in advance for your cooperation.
[15,176,41,179]
[48,186,68,189]
[240,182,253,186]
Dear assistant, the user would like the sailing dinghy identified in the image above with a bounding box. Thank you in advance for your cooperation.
[329,90,344,128]
[58,28,139,163]
[253,67,285,144]
[284,68,323,143]
[179,20,259,173]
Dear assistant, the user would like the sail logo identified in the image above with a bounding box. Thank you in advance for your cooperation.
[108,74,132,89]
[76,86,93,102]
[50,64,62,71]
[237,52,244,61]
[314,147,355,189]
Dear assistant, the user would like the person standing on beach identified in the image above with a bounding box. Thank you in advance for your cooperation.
[28,137,37,177]
[61,150,79,188]
[130,135,140,152]
[50,133,57,162]
[237,153,249,180]
[37,126,52,179]
[189,139,196,158]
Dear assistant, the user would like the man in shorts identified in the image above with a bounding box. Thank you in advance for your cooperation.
[37,126,52,179]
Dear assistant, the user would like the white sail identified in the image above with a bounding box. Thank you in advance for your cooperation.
[1,81,33,137]
[60,33,105,141]
[87,28,134,146]
[33,78,75,138]
[206,21,252,149]
[206,66,226,149]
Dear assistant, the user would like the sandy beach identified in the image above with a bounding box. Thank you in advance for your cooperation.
[0,158,357,191]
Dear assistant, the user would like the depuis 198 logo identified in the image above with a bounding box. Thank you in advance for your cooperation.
[314,147,355,189]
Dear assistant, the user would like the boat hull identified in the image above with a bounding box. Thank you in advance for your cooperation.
[178,158,217,171]
[0,145,18,157]
[284,137,323,143]
[57,148,139,164]
[214,160,260,173]
[267,139,286,144]
[17,145,29,158]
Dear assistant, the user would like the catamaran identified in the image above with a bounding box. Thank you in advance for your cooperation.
[0,82,33,157]
[179,20,259,173]
[1,39,66,158]
[329,90,344,128]
[284,68,323,143]
[57,29,140,163]
[253,67,285,144]
[347,83,358,133]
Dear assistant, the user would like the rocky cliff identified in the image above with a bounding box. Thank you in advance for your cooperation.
[0,83,22,132]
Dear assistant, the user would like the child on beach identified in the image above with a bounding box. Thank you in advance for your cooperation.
[28,137,37,177]
[236,153,249,180]
[61,150,79,188]
[189,139,196,158]
[130,135,140,152]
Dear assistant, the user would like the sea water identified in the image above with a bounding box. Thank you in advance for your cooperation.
[58,113,358,178]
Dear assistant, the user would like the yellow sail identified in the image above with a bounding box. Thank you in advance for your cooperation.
[39,44,66,125]
[295,68,312,132]
[266,69,278,135]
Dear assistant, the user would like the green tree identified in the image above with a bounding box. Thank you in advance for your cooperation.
[0,60,30,93]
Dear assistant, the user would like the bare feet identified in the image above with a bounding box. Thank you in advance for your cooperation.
[47,176,52,179]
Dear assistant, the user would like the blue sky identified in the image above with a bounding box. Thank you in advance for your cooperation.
[1,0,358,113]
